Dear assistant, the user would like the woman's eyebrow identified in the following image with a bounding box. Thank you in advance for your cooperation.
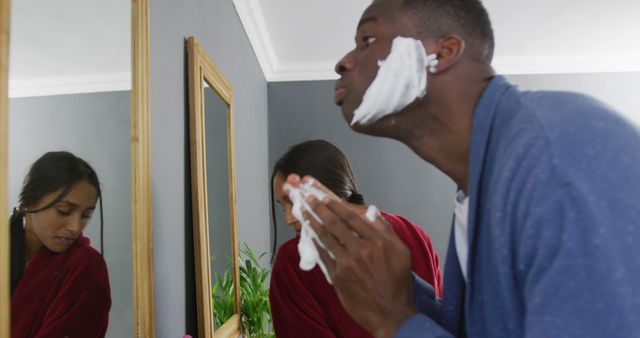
[57,200,78,207]
[58,200,96,210]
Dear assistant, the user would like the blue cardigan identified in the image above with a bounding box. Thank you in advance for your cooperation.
[397,75,640,337]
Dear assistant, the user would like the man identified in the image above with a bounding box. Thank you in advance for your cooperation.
[287,0,640,337]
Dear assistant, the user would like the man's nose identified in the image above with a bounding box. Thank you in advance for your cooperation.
[335,51,354,75]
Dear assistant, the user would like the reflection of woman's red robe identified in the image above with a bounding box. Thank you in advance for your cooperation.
[269,211,442,338]
[11,235,111,338]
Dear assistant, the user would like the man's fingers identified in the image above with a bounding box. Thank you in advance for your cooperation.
[307,197,365,255]
[314,238,337,274]
[303,204,348,259]
[284,173,338,201]
[301,175,341,201]
[285,173,302,186]
[323,199,384,240]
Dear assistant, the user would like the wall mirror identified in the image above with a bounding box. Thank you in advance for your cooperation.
[0,0,154,337]
[187,36,241,338]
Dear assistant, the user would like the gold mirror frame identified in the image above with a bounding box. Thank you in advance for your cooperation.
[187,36,242,338]
[131,0,156,337]
[0,0,10,334]
[0,0,156,337]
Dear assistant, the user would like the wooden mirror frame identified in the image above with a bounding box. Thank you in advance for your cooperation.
[0,0,10,334]
[187,36,242,338]
[0,0,156,336]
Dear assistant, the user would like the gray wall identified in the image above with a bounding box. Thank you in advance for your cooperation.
[268,72,640,267]
[8,91,132,338]
[150,0,269,336]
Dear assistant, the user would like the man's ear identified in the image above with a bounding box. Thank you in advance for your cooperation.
[427,34,466,73]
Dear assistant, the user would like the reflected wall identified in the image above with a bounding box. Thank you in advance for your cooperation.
[8,90,132,338]
[205,88,232,285]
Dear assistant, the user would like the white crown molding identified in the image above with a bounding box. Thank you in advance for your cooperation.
[9,72,131,98]
[269,61,339,82]
[233,0,278,80]
[268,53,640,82]
[234,1,640,82]
[493,53,640,75]
[231,0,640,83]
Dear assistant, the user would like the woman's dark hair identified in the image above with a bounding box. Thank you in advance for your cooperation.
[270,140,364,260]
[10,151,103,293]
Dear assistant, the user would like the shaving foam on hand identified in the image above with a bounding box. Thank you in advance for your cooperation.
[365,205,381,222]
[284,181,336,283]
[285,182,384,284]
[351,36,438,126]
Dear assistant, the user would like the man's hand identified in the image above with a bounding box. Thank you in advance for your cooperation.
[285,174,418,338]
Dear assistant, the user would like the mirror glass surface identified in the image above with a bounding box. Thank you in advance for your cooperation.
[8,1,132,337]
[204,80,233,330]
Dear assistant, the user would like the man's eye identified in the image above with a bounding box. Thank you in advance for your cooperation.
[364,36,376,46]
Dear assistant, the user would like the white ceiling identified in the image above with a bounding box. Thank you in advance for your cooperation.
[8,0,130,97]
[8,0,640,96]
[234,0,640,81]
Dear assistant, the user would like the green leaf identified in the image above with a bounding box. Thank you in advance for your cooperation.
[211,241,273,336]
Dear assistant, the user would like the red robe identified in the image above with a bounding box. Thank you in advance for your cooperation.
[269,211,442,338]
[11,235,111,338]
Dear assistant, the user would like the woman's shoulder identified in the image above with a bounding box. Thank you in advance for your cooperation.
[273,237,300,268]
[380,211,434,244]
[270,236,331,296]
[64,236,109,278]
[271,236,325,282]
[381,211,422,232]
[68,235,103,257]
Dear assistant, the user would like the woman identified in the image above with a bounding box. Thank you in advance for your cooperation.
[269,140,442,338]
[10,151,111,338]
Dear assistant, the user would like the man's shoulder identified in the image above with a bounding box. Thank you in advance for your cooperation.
[508,88,632,134]
[494,87,639,169]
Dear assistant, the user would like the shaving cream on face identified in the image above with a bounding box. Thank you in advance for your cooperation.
[351,36,438,126]
[284,181,335,283]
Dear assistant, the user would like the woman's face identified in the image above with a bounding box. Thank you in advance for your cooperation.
[273,173,302,233]
[25,180,98,253]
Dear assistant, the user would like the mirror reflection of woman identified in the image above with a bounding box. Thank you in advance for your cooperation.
[269,140,442,338]
[10,151,111,338]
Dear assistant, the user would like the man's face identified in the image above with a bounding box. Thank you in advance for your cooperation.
[334,0,418,130]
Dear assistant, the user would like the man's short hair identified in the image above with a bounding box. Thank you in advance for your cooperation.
[401,0,495,63]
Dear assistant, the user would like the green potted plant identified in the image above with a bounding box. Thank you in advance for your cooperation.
[212,242,274,337]
[211,258,236,329]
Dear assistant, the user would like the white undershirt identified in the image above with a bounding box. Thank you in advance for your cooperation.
[454,190,469,281]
